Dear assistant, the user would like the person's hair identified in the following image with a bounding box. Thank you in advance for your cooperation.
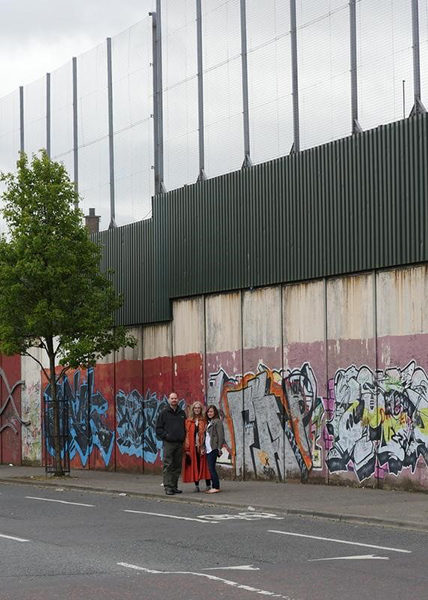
[188,401,206,420]
[206,404,220,420]
[168,391,178,399]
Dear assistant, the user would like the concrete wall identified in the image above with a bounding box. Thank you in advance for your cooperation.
[4,264,428,491]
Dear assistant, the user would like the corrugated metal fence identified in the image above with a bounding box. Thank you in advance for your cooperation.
[97,114,428,326]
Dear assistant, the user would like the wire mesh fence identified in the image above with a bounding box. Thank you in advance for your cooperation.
[0,0,427,232]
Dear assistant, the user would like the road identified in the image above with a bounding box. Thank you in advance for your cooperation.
[1,482,427,600]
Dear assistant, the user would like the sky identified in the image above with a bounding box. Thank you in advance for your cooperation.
[0,0,155,98]
[0,0,427,231]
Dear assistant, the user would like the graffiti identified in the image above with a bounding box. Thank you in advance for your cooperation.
[0,367,27,435]
[207,363,324,480]
[22,381,42,463]
[326,361,428,481]
[116,389,185,463]
[44,369,114,466]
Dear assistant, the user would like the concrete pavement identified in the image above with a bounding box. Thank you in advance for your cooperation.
[1,465,428,533]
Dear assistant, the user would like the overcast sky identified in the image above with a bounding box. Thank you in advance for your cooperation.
[0,0,426,231]
[0,0,155,98]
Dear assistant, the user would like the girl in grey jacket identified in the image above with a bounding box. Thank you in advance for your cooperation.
[205,404,225,493]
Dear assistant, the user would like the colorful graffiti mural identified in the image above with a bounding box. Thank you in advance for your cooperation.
[0,367,27,435]
[40,359,428,485]
[116,389,185,463]
[44,369,186,467]
[44,369,114,466]
[326,361,428,482]
[207,363,324,480]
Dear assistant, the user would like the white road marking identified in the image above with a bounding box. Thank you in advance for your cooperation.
[117,563,296,599]
[0,533,29,543]
[309,554,389,562]
[203,565,260,571]
[26,496,94,507]
[198,512,283,522]
[123,509,218,524]
[269,530,412,554]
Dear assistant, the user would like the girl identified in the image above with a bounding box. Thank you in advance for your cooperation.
[182,401,211,492]
[205,404,225,494]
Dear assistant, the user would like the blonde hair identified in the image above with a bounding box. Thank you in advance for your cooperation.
[188,401,206,420]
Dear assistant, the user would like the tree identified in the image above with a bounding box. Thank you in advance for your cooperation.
[0,151,136,475]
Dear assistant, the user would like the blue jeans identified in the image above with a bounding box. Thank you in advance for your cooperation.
[207,450,220,489]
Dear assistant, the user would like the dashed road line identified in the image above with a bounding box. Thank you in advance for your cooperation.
[26,496,94,507]
[123,509,218,523]
[269,530,412,554]
[0,533,29,542]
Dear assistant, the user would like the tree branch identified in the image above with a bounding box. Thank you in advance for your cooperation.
[23,351,50,382]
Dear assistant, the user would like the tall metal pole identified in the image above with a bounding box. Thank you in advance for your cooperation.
[19,86,24,154]
[156,0,165,191]
[107,37,117,228]
[349,0,362,133]
[411,0,426,115]
[240,0,252,168]
[72,57,79,200]
[196,0,206,180]
[289,0,300,153]
[46,73,51,158]
[151,5,166,194]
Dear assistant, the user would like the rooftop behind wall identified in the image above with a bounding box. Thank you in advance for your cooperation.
[96,114,428,327]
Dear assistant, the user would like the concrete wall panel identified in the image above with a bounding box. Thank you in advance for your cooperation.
[283,280,327,481]
[172,297,205,405]
[326,273,377,487]
[206,292,242,478]
[241,287,284,481]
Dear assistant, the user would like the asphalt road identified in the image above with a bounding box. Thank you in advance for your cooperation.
[1,482,427,600]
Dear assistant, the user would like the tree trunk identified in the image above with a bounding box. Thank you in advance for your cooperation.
[49,351,64,477]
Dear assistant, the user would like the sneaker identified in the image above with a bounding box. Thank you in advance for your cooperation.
[205,488,220,494]
[205,484,211,492]
[172,487,182,494]
[165,488,175,495]
[194,485,200,493]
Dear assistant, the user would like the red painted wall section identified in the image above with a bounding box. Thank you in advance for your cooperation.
[172,353,204,404]
[0,354,23,466]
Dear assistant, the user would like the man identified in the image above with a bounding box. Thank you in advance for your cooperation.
[156,392,186,495]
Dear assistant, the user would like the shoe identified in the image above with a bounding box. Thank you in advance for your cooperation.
[205,485,211,492]
[172,487,182,494]
[205,488,220,494]
[194,485,200,493]
[165,488,175,495]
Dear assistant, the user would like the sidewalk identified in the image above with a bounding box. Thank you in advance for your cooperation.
[1,465,428,533]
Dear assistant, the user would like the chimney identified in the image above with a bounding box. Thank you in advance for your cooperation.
[85,208,100,234]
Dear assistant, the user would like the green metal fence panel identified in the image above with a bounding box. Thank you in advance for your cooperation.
[98,114,428,327]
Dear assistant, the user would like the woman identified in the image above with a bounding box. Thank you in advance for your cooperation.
[205,404,225,494]
[182,401,211,492]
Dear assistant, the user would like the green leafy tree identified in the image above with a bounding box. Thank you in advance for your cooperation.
[0,151,136,475]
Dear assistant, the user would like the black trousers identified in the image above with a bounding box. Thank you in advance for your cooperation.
[163,441,183,489]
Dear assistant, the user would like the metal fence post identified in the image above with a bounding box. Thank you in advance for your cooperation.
[196,0,207,180]
[150,6,166,194]
[107,37,117,228]
[289,0,300,153]
[349,0,362,133]
[240,0,252,168]
[72,57,79,200]
[19,86,24,154]
[46,73,51,158]
[411,0,426,115]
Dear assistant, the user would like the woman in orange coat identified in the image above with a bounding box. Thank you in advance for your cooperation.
[182,401,211,492]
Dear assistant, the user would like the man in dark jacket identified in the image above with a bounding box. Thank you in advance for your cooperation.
[156,392,186,495]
